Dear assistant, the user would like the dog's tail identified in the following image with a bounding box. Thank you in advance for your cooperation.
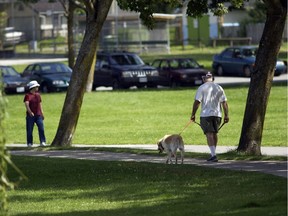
[176,135,185,151]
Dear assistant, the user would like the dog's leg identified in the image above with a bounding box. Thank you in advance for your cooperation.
[175,151,178,164]
[168,150,173,164]
[179,148,184,164]
[166,154,170,164]
[166,151,170,164]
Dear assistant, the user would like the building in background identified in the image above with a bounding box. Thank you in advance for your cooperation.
[0,0,286,53]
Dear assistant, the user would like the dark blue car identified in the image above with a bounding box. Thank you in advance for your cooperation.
[22,62,72,93]
[212,46,287,77]
[93,51,160,90]
[0,65,29,94]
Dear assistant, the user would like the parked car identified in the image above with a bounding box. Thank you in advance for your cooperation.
[93,51,160,90]
[151,58,208,87]
[212,46,287,77]
[3,27,25,47]
[22,62,72,93]
[0,65,29,94]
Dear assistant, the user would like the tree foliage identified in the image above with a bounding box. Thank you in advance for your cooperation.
[247,1,267,23]
[0,85,8,215]
[0,75,27,215]
[116,0,179,28]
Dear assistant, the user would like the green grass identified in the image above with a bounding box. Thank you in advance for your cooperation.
[7,156,287,216]
[4,84,287,147]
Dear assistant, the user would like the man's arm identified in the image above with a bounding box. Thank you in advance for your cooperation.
[191,100,201,122]
[222,101,229,123]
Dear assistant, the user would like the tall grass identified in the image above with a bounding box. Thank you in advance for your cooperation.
[4,84,287,146]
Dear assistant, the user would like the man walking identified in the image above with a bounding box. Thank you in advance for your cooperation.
[190,72,229,162]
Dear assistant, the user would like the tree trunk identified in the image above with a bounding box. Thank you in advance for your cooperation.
[86,52,96,92]
[51,0,113,146]
[237,0,287,155]
[67,0,76,68]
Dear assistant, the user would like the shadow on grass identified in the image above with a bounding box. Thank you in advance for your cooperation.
[8,156,287,216]
[7,146,287,161]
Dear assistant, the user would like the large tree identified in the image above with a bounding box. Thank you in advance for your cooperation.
[50,0,287,155]
[59,0,77,68]
[51,0,113,146]
[237,0,287,155]
[59,0,97,92]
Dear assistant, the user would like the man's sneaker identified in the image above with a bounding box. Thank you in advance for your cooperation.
[27,143,33,147]
[207,155,218,162]
[40,142,46,147]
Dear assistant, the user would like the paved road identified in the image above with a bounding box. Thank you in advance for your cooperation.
[9,144,288,178]
[0,58,67,65]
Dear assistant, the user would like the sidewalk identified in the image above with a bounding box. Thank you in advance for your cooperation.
[7,144,288,156]
[8,144,288,178]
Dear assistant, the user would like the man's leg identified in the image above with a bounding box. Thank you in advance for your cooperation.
[200,117,220,162]
[206,132,218,162]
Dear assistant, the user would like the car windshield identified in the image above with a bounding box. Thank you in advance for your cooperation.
[242,48,257,57]
[0,66,20,77]
[110,54,144,65]
[41,63,72,73]
[170,59,200,69]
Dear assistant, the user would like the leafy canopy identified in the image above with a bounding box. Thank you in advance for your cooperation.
[117,0,245,29]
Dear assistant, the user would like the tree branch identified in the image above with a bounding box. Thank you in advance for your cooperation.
[70,0,86,11]
[59,0,68,17]
[83,0,94,16]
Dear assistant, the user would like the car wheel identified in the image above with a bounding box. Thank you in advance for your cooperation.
[170,79,179,88]
[137,85,146,89]
[216,65,224,76]
[243,66,251,77]
[41,84,49,93]
[112,79,121,90]
[92,84,97,91]
[146,84,157,88]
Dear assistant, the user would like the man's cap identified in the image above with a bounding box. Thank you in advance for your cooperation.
[202,72,213,80]
[27,80,40,89]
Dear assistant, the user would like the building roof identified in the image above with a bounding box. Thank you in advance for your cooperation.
[32,0,65,14]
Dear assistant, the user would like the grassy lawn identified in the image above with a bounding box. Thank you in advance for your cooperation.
[7,156,287,216]
[4,84,287,147]
[5,44,287,216]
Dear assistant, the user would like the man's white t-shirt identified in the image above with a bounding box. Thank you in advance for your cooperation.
[195,81,227,118]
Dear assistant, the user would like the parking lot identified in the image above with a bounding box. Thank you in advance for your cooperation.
[1,57,287,88]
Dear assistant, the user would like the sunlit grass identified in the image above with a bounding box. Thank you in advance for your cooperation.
[4,84,287,147]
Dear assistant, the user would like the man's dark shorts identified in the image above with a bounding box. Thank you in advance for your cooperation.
[200,116,222,134]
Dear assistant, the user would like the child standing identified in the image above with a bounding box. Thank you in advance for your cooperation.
[24,80,46,147]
